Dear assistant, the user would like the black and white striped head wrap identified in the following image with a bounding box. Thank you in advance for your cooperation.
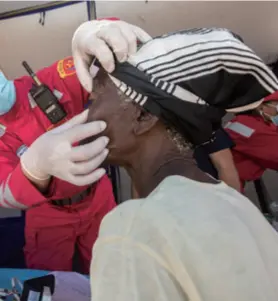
[93,28,278,145]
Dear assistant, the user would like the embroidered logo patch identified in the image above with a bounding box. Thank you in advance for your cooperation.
[0,124,6,138]
[57,57,76,79]
[16,145,28,157]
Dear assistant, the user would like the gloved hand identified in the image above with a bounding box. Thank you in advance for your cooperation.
[72,19,152,92]
[20,110,109,186]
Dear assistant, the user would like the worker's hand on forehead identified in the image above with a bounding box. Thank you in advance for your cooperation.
[20,110,109,186]
[72,19,152,92]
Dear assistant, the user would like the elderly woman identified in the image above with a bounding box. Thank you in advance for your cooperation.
[76,24,278,301]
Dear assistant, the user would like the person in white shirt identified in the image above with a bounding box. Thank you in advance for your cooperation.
[77,24,278,301]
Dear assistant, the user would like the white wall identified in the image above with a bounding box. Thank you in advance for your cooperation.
[96,1,278,63]
[2,1,278,78]
[0,2,88,79]
[0,1,50,13]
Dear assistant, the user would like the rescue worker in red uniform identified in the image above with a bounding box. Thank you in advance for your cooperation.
[0,18,179,272]
[0,17,150,273]
[0,56,116,273]
[225,91,278,191]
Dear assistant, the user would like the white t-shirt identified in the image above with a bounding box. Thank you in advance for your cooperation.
[90,176,278,301]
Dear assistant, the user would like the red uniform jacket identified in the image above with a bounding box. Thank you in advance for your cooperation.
[225,114,278,186]
[0,57,110,209]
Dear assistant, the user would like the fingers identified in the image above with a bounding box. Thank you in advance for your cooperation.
[70,167,107,186]
[130,24,152,43]
[53,110,89,134]
[90,22,151,71]
[67,109,89,127]
[98,25,132,63]
[105,21,152,58]
[73,19,153,92]
[66,120,107,143]
[70,136,109,161]
[87,38,115,73]
[117,25,137,56]
[69,148,109,175]
[73,53,94,92]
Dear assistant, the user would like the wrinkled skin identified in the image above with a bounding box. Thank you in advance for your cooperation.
[84,69,216,197]
[85,70,157,166]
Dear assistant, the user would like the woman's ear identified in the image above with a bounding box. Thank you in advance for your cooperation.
[133,109,159,136]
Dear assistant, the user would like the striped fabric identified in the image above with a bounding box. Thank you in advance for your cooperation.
[95,28,278,145]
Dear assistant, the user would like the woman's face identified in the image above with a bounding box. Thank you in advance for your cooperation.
[86,74,139,164]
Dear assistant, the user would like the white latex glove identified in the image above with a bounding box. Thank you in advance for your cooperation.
[20,110,109,186]
[72,19,152,92]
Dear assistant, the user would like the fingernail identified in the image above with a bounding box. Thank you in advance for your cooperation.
[99,121,107,131]
[98,168,106,177]
[103,137,110,146]
[103,148,109,156]
[107,64,114,73]
[118,55,127,63]
[84,83,92,93]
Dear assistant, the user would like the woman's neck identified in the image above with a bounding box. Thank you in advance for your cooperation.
[124,140,216,198]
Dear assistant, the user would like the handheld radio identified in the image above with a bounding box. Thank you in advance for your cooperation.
[22,61,67,124]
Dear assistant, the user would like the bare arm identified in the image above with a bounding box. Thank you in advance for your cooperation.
[209,148,241,192]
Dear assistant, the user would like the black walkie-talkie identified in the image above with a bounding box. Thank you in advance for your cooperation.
[22,61,67,124]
